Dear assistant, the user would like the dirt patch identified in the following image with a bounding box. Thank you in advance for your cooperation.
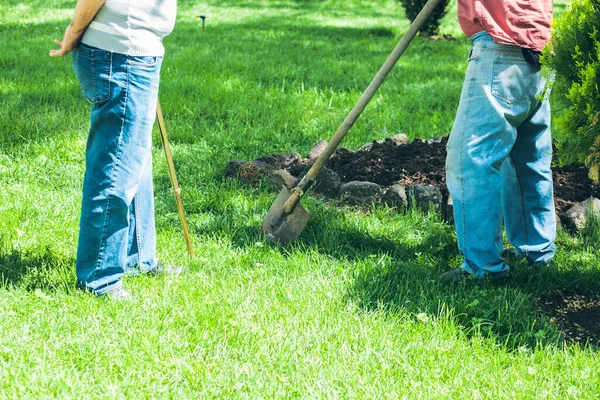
[326,137,600,216]
[538,291,600,346]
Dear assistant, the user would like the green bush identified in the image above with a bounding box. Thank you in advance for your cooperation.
[543,0,600,182]
[398,0,452,36]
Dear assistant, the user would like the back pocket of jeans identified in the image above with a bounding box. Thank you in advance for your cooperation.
[73,45,111,104]
[491,58,534,104]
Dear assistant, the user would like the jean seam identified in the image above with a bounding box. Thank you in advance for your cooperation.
[458,59,479,265]
[93,52,128,274]
[88,49,112,104]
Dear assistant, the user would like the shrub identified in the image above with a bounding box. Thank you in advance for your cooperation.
[543,0,600,182]
[398,0,452,37]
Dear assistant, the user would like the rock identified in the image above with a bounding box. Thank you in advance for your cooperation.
[382,184,408,211]
[254,152,302,172]
[387,133,409,146]
[225,160,248,179]
[237,161,270,185]
[426,137,444,144]
[275,152,302,168]
[409,184,443,214]
[339,181,382,205]
[289,160,310,177]
[312,167,341,198]
[307,140,328,161]
[225,160,272,186]
[267,169,297,191]
[561,197,600,232]
[253,155,277,169]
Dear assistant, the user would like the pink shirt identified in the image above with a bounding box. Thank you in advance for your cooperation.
[458,0,553,52]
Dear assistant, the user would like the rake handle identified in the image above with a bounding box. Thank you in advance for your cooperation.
[156,100,194,257]
[283,0,443,212]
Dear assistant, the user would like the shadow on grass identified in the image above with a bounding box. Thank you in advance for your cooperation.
[179,187,600,351]
[345,232,600,351]
[0,247,76,293]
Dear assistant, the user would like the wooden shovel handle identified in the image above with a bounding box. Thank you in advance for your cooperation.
[284,0,443,213]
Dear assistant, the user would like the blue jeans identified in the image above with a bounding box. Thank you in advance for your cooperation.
[73,43,163,294]
[446,32,556,277]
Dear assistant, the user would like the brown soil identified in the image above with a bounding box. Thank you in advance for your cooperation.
[326,137,600,216]
[538,292,600,346]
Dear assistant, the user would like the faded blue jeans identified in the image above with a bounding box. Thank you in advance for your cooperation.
[446,32,556,278]
[73,43,162,295]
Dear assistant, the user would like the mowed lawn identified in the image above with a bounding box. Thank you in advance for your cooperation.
[1,0,599,398]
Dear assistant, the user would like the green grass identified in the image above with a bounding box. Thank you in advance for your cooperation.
[2,0,599,398]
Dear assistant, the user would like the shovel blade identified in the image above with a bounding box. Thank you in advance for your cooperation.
[262,187,310,244]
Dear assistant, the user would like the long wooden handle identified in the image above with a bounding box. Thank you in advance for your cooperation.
[283,0,443,212]
[156,100,194,257]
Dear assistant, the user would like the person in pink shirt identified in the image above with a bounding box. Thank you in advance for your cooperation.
[441,1,556,281]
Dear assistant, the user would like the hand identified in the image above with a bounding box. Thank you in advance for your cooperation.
[49,0,106,58]
[49,38,76,57]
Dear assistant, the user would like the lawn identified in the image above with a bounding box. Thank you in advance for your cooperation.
[1,0,599,398]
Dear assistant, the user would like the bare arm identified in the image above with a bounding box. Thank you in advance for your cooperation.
[49,0,106,57]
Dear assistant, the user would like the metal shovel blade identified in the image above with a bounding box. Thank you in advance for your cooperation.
[262,186,310,244]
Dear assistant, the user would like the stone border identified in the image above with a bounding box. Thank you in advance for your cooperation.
[226,135,600,233]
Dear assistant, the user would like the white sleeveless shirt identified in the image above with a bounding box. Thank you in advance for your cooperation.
[81,0,177,56]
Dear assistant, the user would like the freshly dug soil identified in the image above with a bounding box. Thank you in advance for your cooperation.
[327,137,600,216]
[538,292,600,346]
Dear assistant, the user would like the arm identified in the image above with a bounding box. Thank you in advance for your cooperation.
[49,0,106,57]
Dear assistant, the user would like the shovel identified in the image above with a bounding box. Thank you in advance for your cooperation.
[262,0,443,244]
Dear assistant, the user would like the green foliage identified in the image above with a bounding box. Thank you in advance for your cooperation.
[398,0,452,36]
[544,0,600,182]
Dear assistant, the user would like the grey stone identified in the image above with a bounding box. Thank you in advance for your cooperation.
[254,152,302,172]
[339,181,382,205]
[409,184,443,214]
[561,197,600,232]
[382,184,408,211]
[312,167,341,198]
[387,133,409,146]
[275,152,302,168]
[426,137,444,144]
[307,140,328,161]
[267,169,297,191]
[252,155,278,171]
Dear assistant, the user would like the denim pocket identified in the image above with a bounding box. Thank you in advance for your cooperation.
[491,58,535,104]
[73,44,111,104]
[468,45,483,62]
[128,55,160,68]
